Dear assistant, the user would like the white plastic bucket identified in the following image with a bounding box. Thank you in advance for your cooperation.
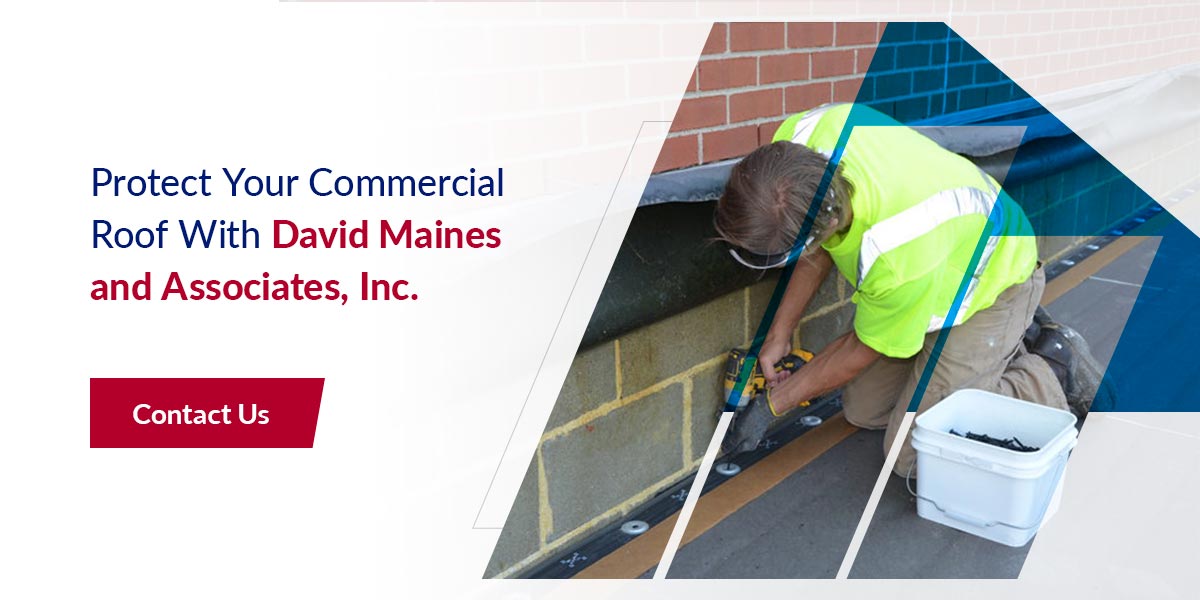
[910,389,1078,547]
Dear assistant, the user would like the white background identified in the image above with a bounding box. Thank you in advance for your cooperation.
[2,1,1198,598]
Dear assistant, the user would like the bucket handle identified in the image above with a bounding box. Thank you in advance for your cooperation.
[906,454,1069,532]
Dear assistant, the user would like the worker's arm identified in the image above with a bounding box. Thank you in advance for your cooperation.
[759,247,835,385]
[766,329,880,414]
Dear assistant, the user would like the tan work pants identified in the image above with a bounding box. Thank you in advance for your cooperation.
[841,268,1068,476]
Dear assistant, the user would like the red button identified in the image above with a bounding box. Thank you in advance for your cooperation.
[90,378,324,448]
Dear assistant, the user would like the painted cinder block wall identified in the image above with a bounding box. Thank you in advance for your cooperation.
[487,20,1166,578]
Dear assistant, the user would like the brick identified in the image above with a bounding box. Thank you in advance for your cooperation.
[689,362,725,462]
[868,100,894,116]
[584,24,663,62]
[788,22,834,47]
[798,302,855,353]
[948,40,964,63]
[702,23,727,55]
[913,68,944,93]
[881,22,916,43]
[698,57,756,91]
[975,64,1002,84]
[730,22,785,52]
[491,112,583,158]
[874,72,912,99]
[687,67,698,92]
[894,96,930,122]
[833,78,864,102]
[869,45,895,71]
[541,384,684,542]
[483,455,540,577]
[629,58,699,98]
[757,119,785,145]
[943,90,960,113]
[619,289,746,394]
[985,83,1014,105]
[586,101,664,147]
[927,93,948,118]
[543,65,626,109]
[785,82,833,112]
[702,124,759,163]
[855,46,876,73]
[914,22,947,41]
[930,42,948,66]
[729,88,783,122]
[671,95,727,132]
[959,86,988,110]
[653,134,699,173]
[897,43,932,68]
[545,342,617,430]
[490,25,585,67]
[810,49,856,78]
[836,22,879,46]
[757,54,805,87]
[947,64,973,89]
[959,41,985,63]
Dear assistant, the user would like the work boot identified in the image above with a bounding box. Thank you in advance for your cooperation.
[1028,307,1117,419]
[722,394,775,455]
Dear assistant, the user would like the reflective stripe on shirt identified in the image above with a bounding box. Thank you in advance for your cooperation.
[857,177,1003,332]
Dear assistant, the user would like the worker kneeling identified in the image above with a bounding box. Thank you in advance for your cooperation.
[716,103,1108,476]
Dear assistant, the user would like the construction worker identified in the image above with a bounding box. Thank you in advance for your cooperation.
[716,102,1108,475]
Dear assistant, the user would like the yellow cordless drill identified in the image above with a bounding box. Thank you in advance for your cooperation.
[722,347,813,410]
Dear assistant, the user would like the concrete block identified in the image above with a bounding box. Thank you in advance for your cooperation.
[1038,235,1078,261]
[545,342,617,430]
[1013,178,1048,216]
[1042,196,1078,238]
[541,384,685,543]
[745,275,779,342]
[689,362,725,462]
[745,271,840,344]
[1076,185,1109,237]
[799,302,855,353]
[619,290,745,394]
[484,455,541,578]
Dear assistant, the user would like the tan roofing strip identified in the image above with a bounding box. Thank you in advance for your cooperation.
[574,414,858,579]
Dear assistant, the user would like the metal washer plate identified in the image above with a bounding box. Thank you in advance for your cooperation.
[714,462,741,476]
[800,415,823,427]
[620,520,649,535]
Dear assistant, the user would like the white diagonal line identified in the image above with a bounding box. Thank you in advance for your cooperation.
[835,411,916,579]
[653,411,733,579]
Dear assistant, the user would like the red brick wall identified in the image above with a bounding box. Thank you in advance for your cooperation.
[655,22,882,173]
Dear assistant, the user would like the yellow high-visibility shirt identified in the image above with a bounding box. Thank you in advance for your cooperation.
[773,103,1037,358]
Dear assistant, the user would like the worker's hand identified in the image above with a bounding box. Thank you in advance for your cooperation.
[758,335,793,387]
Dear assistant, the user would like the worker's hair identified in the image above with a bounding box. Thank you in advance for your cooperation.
[714,141,853,256]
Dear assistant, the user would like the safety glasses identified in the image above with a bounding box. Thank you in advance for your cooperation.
[727,235,815,270]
